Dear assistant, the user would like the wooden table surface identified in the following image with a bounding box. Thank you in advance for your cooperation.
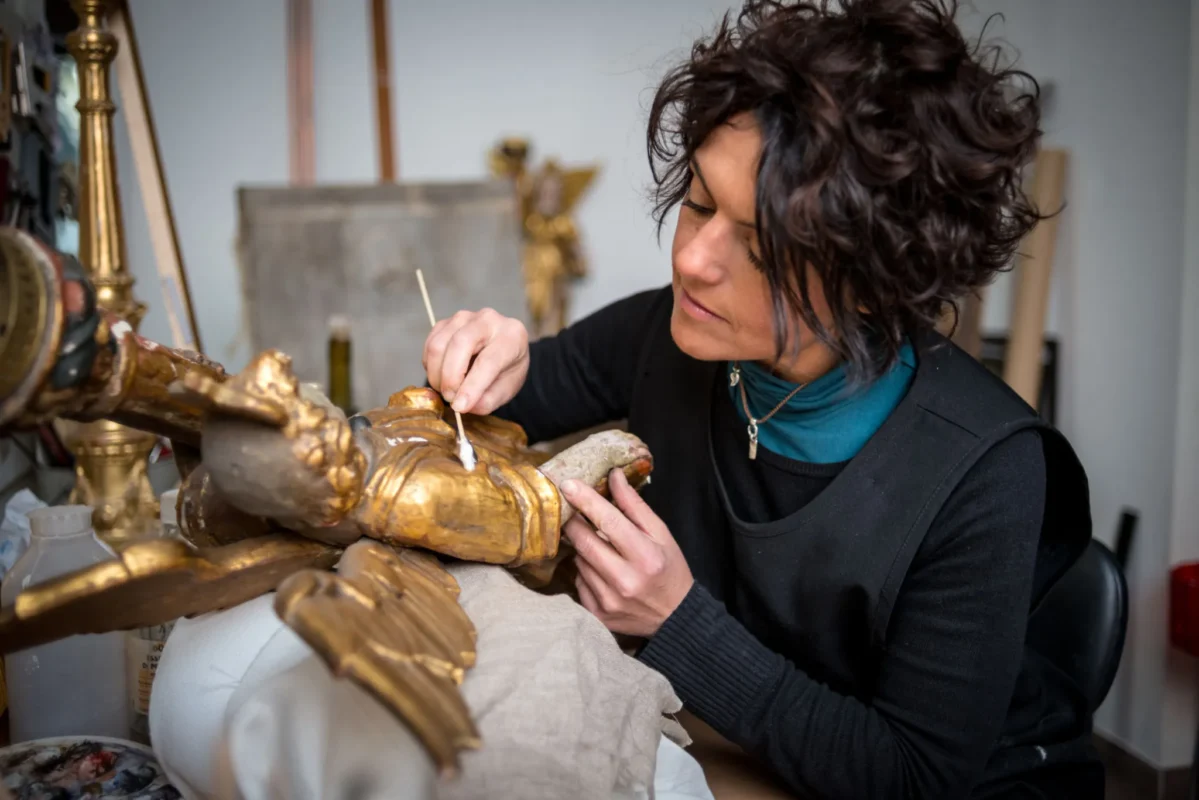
[0,704,796,798]
[678,710,799,800]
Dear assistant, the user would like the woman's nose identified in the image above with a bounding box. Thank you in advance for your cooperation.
[674,224,726,284]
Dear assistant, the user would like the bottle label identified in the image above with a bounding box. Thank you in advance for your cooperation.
[126,622,175,715]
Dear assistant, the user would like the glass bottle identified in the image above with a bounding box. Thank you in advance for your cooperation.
[328,314,356,416]
[126,488,181,745]
[1,505,129,742]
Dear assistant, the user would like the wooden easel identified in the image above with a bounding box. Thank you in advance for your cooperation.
[106,0,201,352]
[284,0,395,184]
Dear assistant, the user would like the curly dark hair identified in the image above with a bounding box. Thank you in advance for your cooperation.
[647,0,1046,383]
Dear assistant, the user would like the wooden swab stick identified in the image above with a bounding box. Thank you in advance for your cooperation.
[415,269,477,471]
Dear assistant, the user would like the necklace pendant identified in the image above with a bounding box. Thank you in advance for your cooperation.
[747,419,759,460]
[729,364,741,388]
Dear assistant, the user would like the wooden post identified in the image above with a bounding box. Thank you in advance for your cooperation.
[949,292,987,357]
[1003,149,1068,409]
[287,0,315,185]
[941,291,986,358]
[371,0,396,181]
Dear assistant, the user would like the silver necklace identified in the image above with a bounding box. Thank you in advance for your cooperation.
[729,363,807,460]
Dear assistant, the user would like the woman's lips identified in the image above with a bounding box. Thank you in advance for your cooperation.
[679,288,724,322]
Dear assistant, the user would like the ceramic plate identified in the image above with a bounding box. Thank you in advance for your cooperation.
[0,736,180,799]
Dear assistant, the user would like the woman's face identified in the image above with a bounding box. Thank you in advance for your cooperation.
[669,113,835,381]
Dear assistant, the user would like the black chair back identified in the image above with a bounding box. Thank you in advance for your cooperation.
[1026,538,1129,712]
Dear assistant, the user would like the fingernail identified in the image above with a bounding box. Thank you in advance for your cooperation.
[443,389,456,402]
[561,479,579,496]
[452,394,470,413]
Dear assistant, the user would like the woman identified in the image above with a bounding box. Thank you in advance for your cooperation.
[423,1,1100,797]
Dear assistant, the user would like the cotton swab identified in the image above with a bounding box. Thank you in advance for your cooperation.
[415,269,478,472]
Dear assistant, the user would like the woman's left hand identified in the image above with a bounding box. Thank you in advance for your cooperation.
[560,469,694,638]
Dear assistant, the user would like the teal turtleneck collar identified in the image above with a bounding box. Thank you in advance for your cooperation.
[727,341,917,464]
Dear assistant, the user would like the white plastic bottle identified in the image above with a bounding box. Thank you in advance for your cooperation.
[127,489,180,744]
[1,505,130,742]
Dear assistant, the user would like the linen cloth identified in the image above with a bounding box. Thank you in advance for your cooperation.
[149,562,710,800]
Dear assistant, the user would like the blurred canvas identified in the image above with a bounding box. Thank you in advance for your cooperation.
[236,180,526,409]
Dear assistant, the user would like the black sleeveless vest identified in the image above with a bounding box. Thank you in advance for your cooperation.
[626,291,1092,705]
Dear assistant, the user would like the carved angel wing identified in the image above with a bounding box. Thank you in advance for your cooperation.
[0,534,341,654]
[558,166,599,214]
[274,540,480,775]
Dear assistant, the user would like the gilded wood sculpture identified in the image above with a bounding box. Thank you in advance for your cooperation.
[0,226,653,774]
[489,138,598,339]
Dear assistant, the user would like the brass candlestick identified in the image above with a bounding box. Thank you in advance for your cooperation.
[64,0,158,545]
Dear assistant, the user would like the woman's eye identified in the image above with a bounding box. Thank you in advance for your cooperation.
[682,199,714,216]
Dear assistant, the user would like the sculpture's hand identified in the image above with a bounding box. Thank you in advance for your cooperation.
[422,308,529,415]
[538,429,653,521]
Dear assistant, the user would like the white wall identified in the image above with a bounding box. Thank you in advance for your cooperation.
[114,1,289,365]
[317,0,738,321]
[1163,0,1199,770]
[952,0,1194,770]
[117,0,738,365]
[110,0,1194,768]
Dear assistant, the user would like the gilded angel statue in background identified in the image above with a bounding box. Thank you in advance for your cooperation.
[489,137,598,339]
[0,227,652,774]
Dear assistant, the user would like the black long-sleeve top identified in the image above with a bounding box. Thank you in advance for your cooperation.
[496,288,1098,799]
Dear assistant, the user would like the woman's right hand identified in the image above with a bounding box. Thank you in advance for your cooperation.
[422,308,530,415]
